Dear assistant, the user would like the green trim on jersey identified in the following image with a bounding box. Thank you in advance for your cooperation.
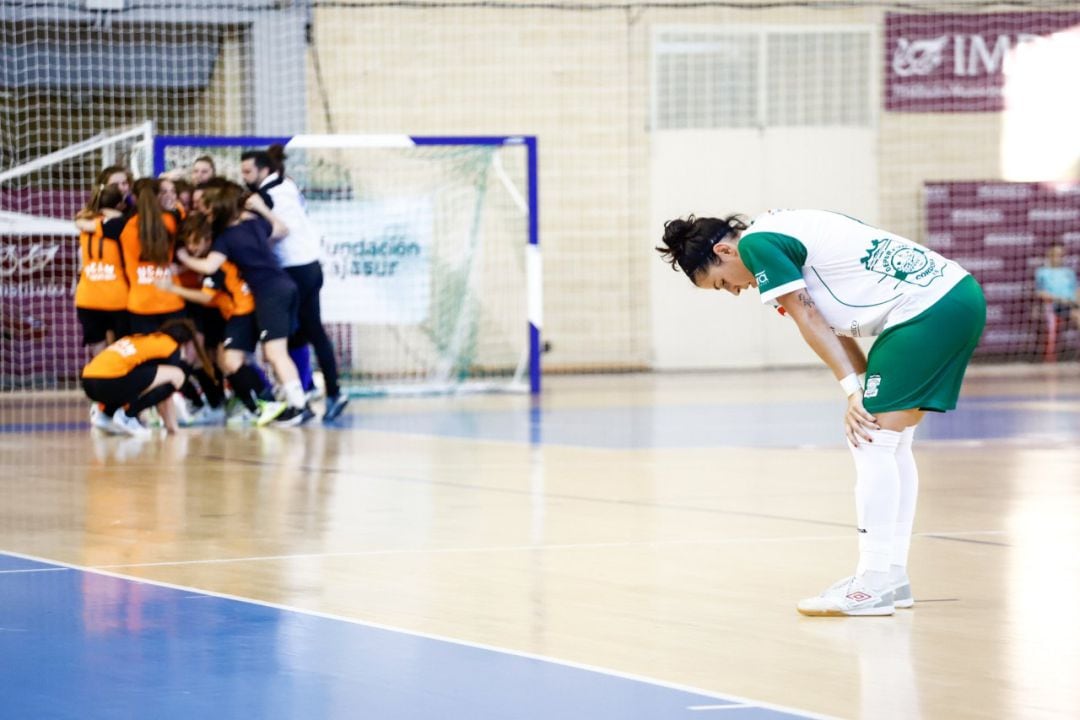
[737,232,808,297]
[809,267,902,309]
[862,275,986,414]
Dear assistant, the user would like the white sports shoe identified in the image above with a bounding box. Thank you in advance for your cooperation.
[111,409,151,438]
[891,575,914,609]
[89,404,119,433]
[180,405,227,427]
[797,576,895,617]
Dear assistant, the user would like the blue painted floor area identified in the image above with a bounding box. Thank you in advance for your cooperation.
[0,420,86,434]
[330,395,1080,449]
[0,553,819,720]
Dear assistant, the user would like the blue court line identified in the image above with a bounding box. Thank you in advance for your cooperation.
[0,551,827,720]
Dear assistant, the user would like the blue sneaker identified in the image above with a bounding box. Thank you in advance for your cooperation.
[323,394,350,423]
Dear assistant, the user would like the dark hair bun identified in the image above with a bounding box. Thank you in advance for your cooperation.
[655,213,748,280]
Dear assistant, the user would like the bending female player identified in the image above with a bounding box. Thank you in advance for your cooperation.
[81,318,214,437]
[656,209,986,617]
[175,182,312,426]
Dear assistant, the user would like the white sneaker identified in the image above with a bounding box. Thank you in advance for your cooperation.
[180,405,227,427]
[89,404,119,433]
[111,409,151,438]
[891,575,914,609]
[797,576,895,617]
[255,400,288,427]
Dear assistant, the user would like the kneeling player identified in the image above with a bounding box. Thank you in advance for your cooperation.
[81,318,214,437]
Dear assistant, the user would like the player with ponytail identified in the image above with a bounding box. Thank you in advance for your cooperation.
[119,178,187,334]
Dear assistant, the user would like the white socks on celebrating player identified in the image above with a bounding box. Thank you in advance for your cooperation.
[848,428,903,591]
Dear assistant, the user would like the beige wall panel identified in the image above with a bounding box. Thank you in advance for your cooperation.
[303,1,1076,372]
[311,8,650,371]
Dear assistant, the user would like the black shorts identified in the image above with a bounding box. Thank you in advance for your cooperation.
[200,307,227,350]
[253,280,299,342]
[185,302,208,331]
[126,310,187,335]
[222,313,258,354]
[81,364,158,406]
[76,308,126,345]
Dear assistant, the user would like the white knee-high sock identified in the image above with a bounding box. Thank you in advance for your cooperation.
[891,426,919,577]
[848,429,903,579]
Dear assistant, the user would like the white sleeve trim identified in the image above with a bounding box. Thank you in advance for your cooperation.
[759,279,807,304]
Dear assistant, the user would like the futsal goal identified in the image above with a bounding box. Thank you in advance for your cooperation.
[0,128,541,394]
[158,133,541,396]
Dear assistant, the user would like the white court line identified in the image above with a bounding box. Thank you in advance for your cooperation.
[0,548,840,720]
[689,704,753,711]
[919,530,1007,537]
[88,529,1009,570]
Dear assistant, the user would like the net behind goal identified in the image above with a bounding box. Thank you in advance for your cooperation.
[156,134,541,395]
[0,123,153,391]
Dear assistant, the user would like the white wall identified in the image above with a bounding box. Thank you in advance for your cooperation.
[650,128,878,369]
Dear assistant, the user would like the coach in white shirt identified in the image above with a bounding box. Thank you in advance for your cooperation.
[241,146,349,422]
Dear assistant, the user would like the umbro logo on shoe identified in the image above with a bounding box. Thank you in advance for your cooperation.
[846,591,873,602]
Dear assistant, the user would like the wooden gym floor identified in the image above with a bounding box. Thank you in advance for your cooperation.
[1,366,1078,719]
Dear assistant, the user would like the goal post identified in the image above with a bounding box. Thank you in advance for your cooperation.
[154,133,542,395]
[0,122,154,391]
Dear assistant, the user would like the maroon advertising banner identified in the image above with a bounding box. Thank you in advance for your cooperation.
[886,12,1080,112]
[0,189,86,389]
[924,181,1080,359]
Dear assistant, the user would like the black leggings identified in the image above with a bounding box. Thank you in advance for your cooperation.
[82,364,167,416]
[285,261,341,397]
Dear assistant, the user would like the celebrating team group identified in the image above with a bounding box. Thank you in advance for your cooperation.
[75,146,350,437]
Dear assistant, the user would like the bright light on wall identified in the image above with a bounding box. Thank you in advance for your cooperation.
[1001,27,1080,181]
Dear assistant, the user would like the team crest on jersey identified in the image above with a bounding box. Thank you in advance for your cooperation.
[864,374,881,398]
[861,238,944,287]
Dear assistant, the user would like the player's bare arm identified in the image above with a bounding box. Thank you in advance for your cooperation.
[177,248,226,276]
[838,336,868,376]
[777,288,878,444]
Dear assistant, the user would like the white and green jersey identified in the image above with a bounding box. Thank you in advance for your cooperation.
[739,209,969,337]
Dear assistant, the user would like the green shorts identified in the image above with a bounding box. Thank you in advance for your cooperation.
[862,275,986,414]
